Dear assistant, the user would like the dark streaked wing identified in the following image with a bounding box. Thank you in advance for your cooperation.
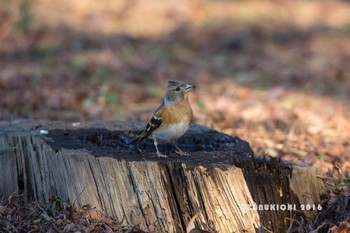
[129,107,164,144]
[142,115,162,138]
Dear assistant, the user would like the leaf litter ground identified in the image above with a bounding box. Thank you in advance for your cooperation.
[0,1,350,232]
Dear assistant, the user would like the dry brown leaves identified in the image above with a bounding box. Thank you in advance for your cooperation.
[0,193,154,233]
[309,190,350,233]
[0,0,350,231]
[328,221,350,233]
[1,1,349,175]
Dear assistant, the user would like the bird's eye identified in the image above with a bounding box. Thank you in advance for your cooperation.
[175,87,180,91]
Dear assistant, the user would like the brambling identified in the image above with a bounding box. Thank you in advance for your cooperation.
[130,80,196,158]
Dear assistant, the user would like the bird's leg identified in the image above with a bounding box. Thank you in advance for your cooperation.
[173,143,189,156]
[153,135,167,158]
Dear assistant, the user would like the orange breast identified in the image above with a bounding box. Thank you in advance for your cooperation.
[161,99,193,125]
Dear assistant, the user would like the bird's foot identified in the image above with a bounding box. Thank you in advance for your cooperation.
[157,151,168,158]
[175,148,189,156]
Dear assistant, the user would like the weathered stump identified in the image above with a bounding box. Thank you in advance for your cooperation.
[0,120,324,232]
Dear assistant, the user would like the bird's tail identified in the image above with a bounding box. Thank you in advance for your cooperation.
[128,136,141,145]
[128,128,151,145]
[128,131,150,144]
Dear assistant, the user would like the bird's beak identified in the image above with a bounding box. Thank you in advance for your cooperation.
[185,84,196,92]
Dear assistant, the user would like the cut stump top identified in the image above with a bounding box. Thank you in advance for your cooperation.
[1,119,254,165]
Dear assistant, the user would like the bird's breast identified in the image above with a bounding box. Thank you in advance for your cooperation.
[153,123,190,142]
[161,99,193,125]
[154,99,193,142]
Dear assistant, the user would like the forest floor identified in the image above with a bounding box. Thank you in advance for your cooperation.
[0,0,350,232]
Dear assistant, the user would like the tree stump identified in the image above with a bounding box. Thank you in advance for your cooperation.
[0,120,324,232]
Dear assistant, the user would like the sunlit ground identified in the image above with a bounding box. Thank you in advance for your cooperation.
[1,0,350,176]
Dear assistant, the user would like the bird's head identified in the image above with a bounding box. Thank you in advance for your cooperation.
[164,80,195,107]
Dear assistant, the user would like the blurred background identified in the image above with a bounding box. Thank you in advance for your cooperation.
[1,0,350,174]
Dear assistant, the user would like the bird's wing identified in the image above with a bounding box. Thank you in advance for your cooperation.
[129,104,164,144]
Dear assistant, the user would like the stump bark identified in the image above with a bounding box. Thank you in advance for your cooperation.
[0,120,324,232]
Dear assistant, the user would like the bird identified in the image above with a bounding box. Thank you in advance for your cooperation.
[129,80,196,158]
